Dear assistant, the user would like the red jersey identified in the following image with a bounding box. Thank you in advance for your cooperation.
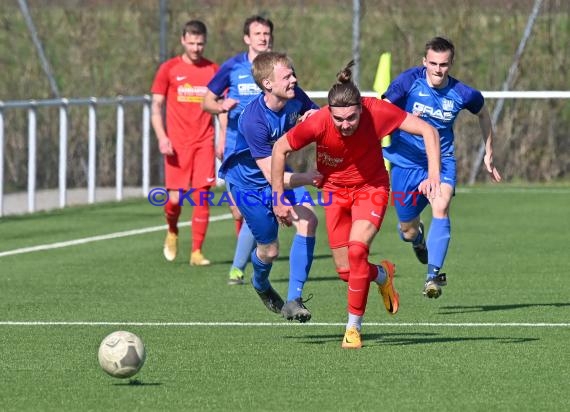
[287,97,407,189]
[151,56,219,146]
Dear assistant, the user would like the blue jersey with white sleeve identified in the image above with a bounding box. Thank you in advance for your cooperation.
[206,52,262,159]
[382,66,484,168]
[219,87,318,189]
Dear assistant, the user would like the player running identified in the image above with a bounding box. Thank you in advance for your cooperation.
[271,60,441,348]
[382,36,501,298]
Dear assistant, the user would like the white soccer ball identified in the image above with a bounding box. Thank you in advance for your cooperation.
[98,330,146,378]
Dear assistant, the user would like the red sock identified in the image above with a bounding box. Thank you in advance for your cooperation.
[346,241,371,316]
[191,188,210,252]
[368,261,379,282]
[164,200,181,234]
[337,268,350,282]
[234,217,243,237]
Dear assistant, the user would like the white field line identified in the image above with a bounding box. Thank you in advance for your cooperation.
[455,187,570,194]
[0,213,233,258]
[0,321,568,327]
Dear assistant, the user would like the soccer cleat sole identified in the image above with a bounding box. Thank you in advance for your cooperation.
[379,260,399,315]
[163,232,178,261]
[282,310,312,323]
[423,274,447,299]
[423,282,442,299]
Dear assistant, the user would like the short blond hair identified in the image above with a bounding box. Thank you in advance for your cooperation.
[252,51,294,91]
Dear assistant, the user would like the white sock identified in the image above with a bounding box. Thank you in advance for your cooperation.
[347,313,363,331]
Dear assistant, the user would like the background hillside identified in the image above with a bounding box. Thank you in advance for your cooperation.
[1,0,568,191]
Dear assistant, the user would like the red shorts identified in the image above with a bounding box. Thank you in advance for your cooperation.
[165,140,215,190]
[323,183,389,249]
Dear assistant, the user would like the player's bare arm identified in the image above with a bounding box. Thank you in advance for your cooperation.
[269,136,294,225]
[202,89,239,114]
[216,113,228,160]
[477,106,502,182]
[256,155,293,226]
[400,113,442,198]
[150,94,174,156]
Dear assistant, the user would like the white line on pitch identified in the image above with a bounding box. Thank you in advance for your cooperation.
[0,213,233,258]
[0,321,568,327]
[455,187,570,194]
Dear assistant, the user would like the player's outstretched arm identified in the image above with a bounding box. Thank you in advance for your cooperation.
[399,113,441,198]
[270,136,295,226]
[202,89,238,115]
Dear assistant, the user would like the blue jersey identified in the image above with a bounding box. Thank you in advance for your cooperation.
[206,52,261,158]
[219,87,318,189]
[383,66,484,168]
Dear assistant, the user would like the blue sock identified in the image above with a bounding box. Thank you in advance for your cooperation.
[287,235,315,301]
[250,249,272,292]
[232,221,256,271]
[426,217,451,280]
[375,265,386,285]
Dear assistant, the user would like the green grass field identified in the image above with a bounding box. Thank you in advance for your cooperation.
[1,185,569,411]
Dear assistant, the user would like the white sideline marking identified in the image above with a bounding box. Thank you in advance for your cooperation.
[0,321,568,327]
[456,187,570,194]
[0,213,233,258]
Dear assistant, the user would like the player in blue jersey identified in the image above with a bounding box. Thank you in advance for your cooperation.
[219,51,320,322]
[382,36,502,299]
[202,15,273,286]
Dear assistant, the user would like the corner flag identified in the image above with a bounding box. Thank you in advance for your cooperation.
[373,52,392,171]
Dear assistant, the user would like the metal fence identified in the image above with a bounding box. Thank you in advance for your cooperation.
[0,95,151,216]
[1,91,569,216]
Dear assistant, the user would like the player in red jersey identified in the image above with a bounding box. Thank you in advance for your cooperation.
[271,61,441,348]
[151,20,219,266]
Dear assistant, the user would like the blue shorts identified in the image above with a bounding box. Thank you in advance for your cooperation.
[390,155,456,222]
[227,183,309,245]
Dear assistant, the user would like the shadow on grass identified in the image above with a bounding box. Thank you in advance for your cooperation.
[112,379,162,386]
[438,303,570,314]
[212,253,332,267]
[285,332,539,347]
[370,333,539,346]
[272,274,339,283]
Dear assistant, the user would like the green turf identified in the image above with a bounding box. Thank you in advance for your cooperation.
[0,185,569,411]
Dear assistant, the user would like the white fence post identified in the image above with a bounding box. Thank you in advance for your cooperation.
[142,96,151,196]
[116,97,125,201]
[88,98,97,204]
[0,107,4,217]
[58,100,68,208]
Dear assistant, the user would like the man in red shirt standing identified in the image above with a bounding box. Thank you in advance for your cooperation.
[271,61,441,349]
[151,20,218,266]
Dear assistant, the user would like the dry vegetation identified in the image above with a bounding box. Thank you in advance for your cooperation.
[0,0,568,190]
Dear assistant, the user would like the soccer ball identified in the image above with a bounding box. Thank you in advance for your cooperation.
[98,330,146,378]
